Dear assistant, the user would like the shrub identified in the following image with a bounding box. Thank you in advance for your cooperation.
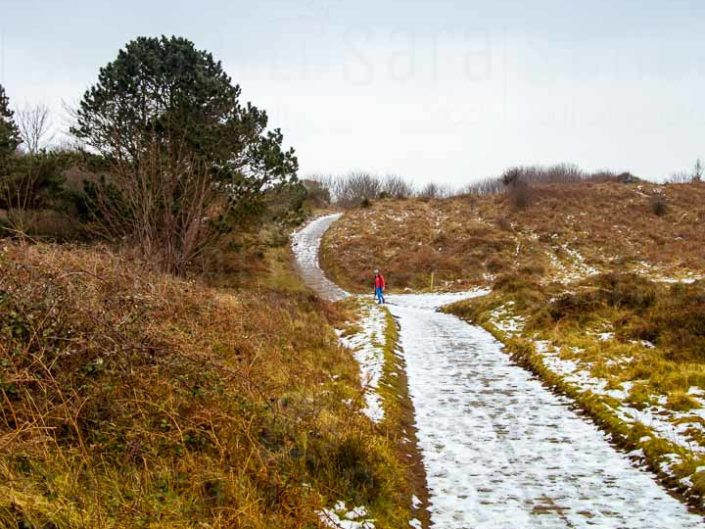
[302,179,331,209]
[594,273,657,311]
[508,180,531,210]
[650,194,668,216]
[418,182,448,199]
[382,174,414,199]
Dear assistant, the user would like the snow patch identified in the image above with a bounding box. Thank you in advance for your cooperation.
[318,501,376,529]
[535,341,705,466]
[547,244,600,283]
[489,301,525,334]
[338,304,388,423]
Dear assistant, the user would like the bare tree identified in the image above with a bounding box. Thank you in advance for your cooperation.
[320,171,385,207]
[313,171,421,205]
[693,158,703,183]
[16,103,53,154]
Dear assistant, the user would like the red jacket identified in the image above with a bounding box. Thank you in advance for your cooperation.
[374,274,386,289]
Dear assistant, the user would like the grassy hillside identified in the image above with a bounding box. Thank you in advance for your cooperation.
[0,239,417,528]
[322,182,705,292]
[322,181,705,508]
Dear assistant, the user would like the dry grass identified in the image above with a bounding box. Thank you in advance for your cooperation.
[322,180,705,507]
[323,182,705,292]
[0,241,414,528]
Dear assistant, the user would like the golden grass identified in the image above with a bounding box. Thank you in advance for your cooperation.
[321,181,705,508]
[323,182,705,291]
[0,240,415,528]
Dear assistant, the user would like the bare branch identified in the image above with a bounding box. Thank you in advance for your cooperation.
[16,103,53,154]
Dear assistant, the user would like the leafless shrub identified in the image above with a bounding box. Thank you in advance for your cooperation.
[466,177,504,195]
[466,163,640,196]
[586,170,617,182]
[418,182,454,199]
[418,182,441,199]
[337,171,382,207]
[86,134,221,275]
[500,167,532,210]
[313,172,464,205]
[382,174,414,199]
[508,180,531,210]
[667,171,692,184]
[312,171,416,207]
[666,160,704,184]
[501,167,522,187]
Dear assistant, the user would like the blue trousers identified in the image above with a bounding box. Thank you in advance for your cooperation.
[375,287,385,304]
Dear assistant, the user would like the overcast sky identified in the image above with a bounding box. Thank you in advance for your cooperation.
[2,0,704,186]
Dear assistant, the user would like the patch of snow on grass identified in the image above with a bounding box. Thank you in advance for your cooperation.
[338,303,387,423]
[548,244,600,283]
[489,301,525,334]
[318,501,376,529]
[534,341,705,459]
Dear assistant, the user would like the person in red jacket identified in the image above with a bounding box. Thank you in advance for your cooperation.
[374,269,386,304]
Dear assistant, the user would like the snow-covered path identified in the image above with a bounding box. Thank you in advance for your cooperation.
[292,215,705,529]
[291,213,348,302]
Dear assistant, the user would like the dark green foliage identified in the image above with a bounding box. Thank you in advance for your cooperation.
[71,36,298,212]
[0,150,73,211]
[0,84,20,171]
[70,36,300,272]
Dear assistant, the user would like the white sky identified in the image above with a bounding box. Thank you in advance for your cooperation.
[2,0,705,186]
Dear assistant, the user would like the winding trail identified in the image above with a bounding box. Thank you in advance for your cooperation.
[292,214,704,529]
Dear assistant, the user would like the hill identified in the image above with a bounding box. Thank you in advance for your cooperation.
[322,181,705,292]
[322,181,705,508]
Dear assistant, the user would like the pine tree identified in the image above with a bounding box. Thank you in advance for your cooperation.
[0,84,20,169]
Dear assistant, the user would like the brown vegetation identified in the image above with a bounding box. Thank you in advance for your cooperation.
[0,242,414,528]
[322,181,705,292]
